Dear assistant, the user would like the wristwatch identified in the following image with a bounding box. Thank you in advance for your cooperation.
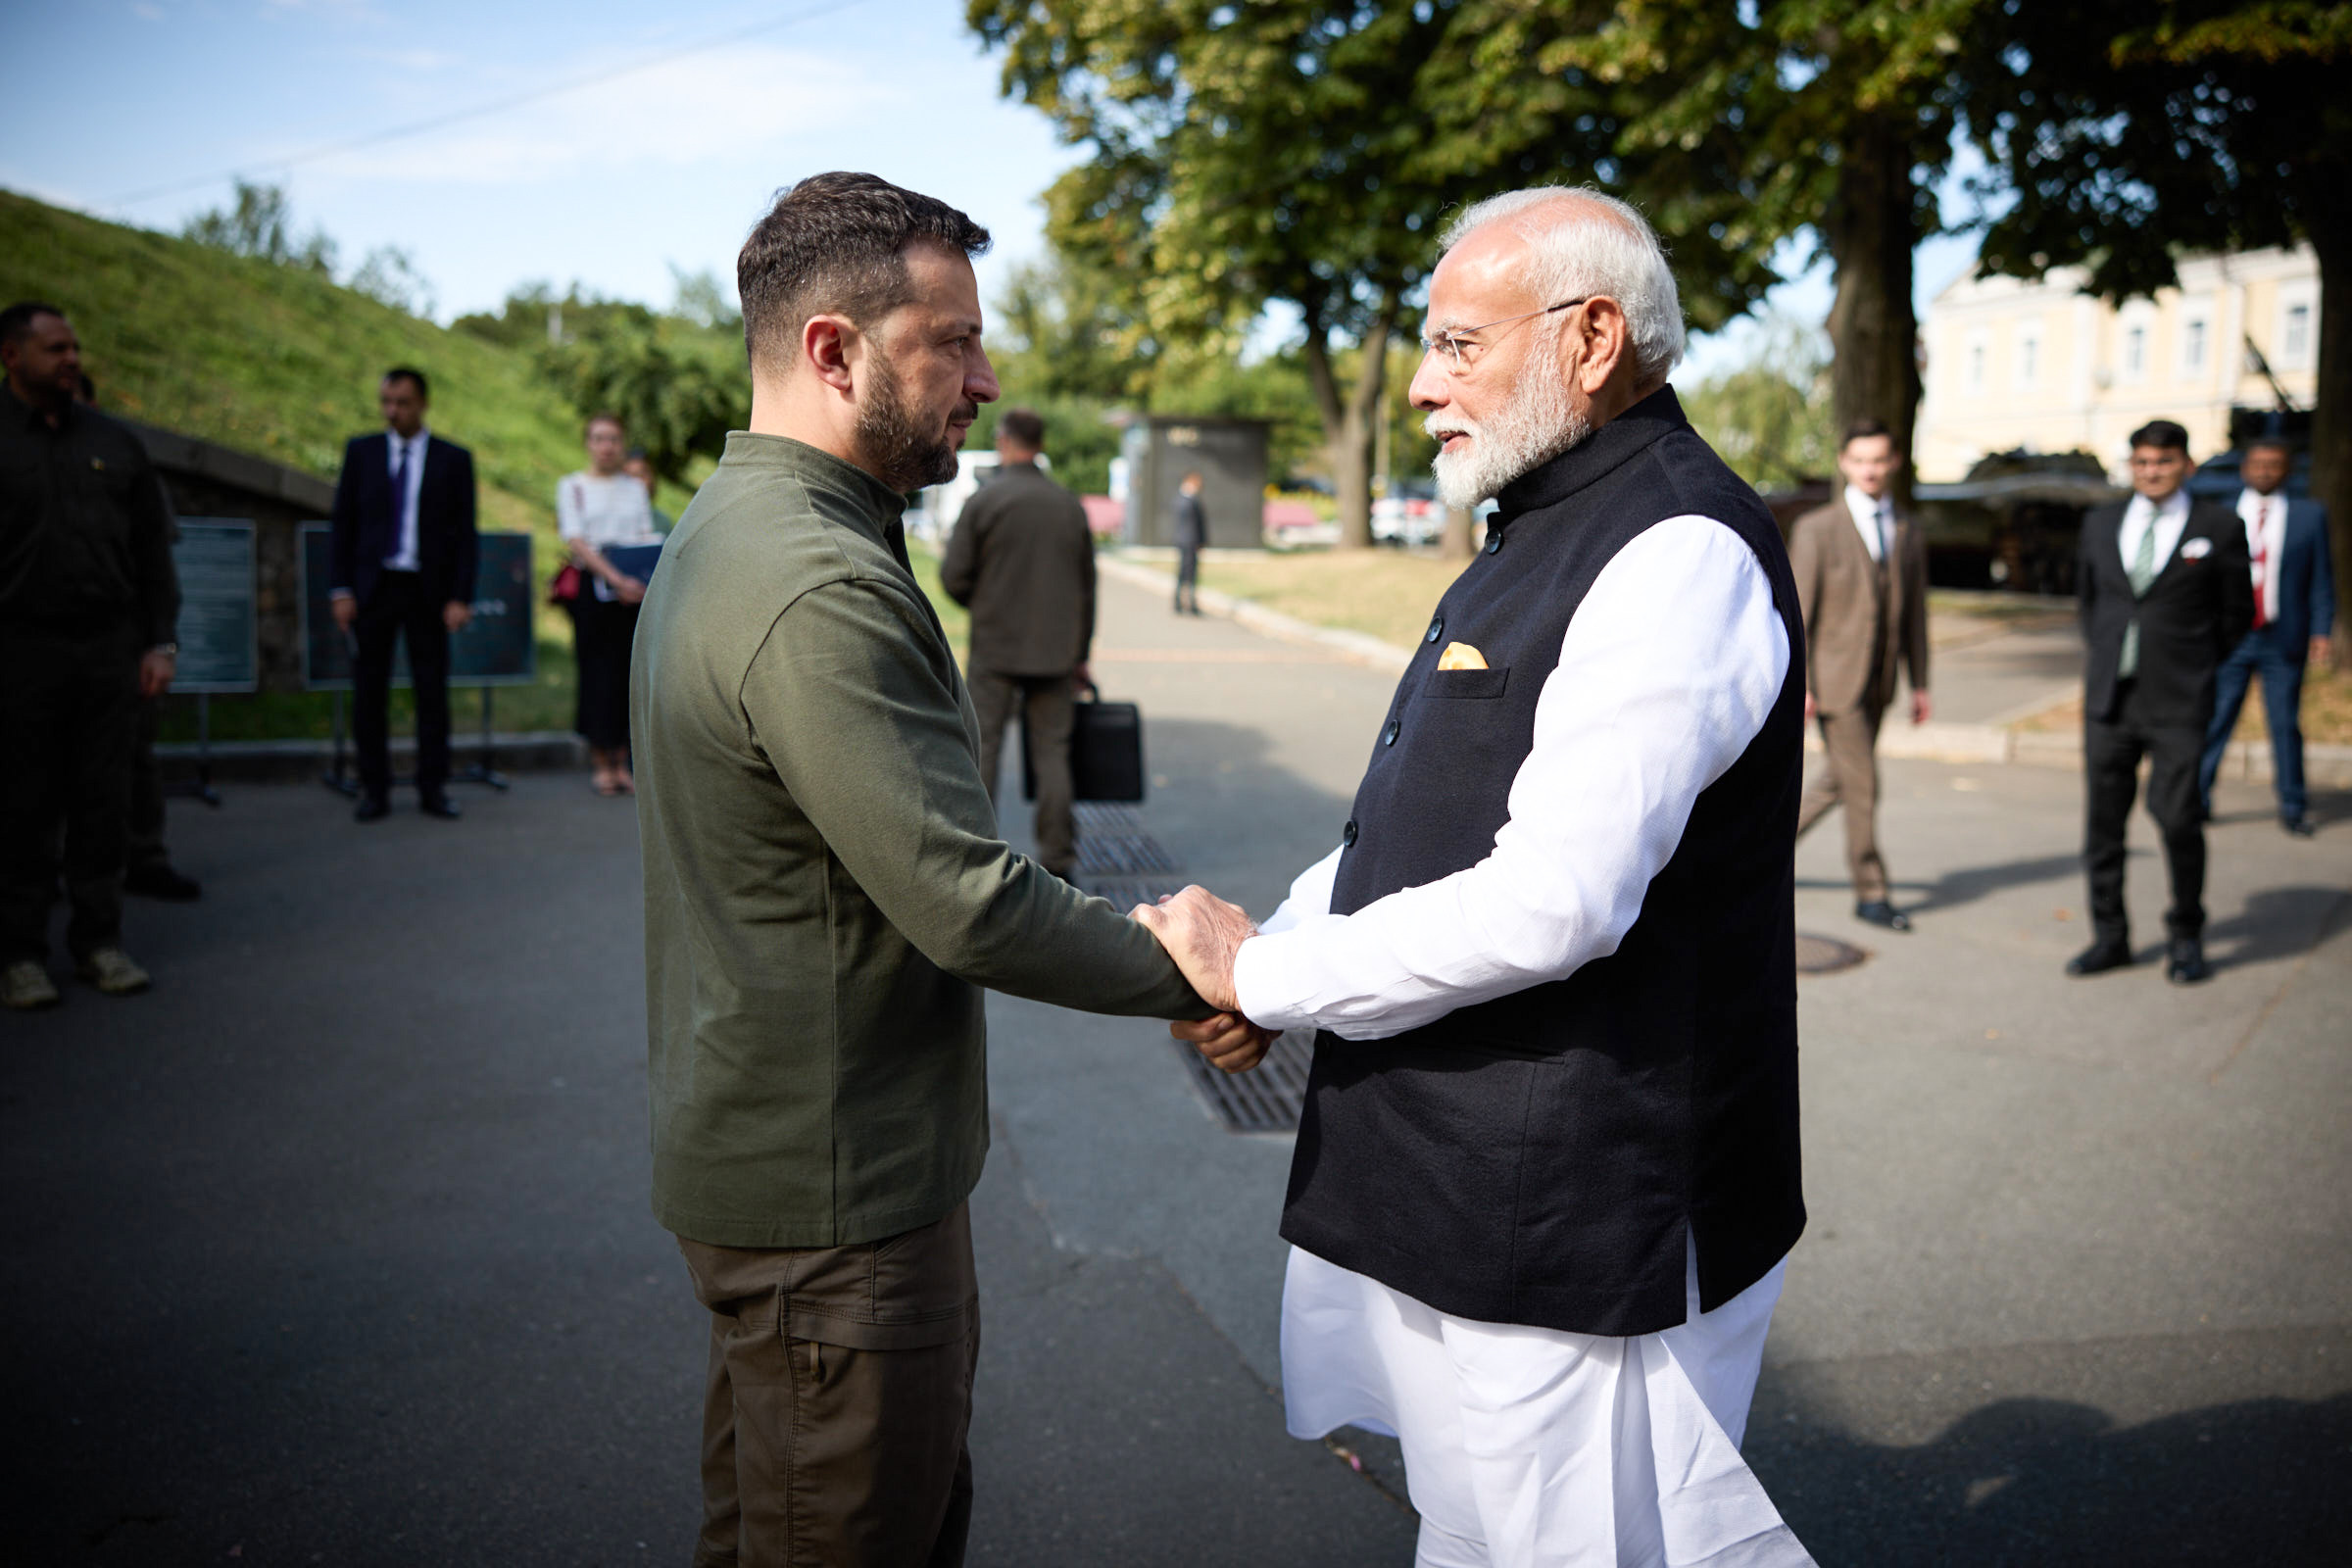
[150,643,177,657]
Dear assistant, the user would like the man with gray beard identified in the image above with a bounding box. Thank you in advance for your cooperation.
[1141,189,1815,1566]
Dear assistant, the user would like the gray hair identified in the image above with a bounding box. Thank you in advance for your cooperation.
[1439,187,1686,387]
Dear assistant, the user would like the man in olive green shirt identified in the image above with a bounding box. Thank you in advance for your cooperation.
[633,174,1230,1568]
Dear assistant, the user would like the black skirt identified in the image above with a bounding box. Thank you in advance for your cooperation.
[569,591,640,750]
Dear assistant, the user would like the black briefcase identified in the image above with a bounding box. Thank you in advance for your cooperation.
[1023,685,1146,803]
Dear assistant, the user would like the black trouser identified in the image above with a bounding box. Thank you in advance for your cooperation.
[0,622,138,964]
[569,591,641,751]
[2083,680,2206,948]
[1173,544,1200,612]
[354,571,451,800]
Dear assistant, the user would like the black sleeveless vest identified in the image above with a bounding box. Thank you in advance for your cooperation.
[1277,388,1807,1338]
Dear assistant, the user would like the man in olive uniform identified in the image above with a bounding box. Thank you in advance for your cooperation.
[941,406,1097,878]
[0,303,180,1007]
[632,173,1233,1568]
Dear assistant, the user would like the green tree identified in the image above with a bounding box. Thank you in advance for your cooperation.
[1534,0,1986,496]
[1678,314,1837,493]
[1962,0,2352,662]
[181,179,338,274]
[535,310,745,485]
[970,0,1788,546]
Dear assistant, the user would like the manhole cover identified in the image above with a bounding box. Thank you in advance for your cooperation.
[1794,932,1869,974]
[1176,1028,1315,1133]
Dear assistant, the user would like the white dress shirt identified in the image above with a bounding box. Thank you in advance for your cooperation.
[2237,486,2287,624]
[1234,514,1790,1038]
[1841,482,1890,563]
[382,425,430,572]
[2118,487,2190,585]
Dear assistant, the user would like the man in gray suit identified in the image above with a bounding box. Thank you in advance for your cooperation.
[941,406,1096,878]
[1787,417,1931,931]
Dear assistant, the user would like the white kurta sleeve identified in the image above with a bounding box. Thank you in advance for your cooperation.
[1230,514,1790,1039]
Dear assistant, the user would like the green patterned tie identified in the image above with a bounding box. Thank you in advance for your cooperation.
[2119,509,2160,679]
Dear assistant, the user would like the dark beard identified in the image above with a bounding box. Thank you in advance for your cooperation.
[856,359,962,492]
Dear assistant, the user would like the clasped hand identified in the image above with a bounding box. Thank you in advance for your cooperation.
[1132,885,1278,1075]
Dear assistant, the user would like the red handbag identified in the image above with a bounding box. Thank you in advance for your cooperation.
[548,562,582,604]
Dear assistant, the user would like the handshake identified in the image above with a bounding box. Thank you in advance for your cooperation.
[1132,887,1279,1075]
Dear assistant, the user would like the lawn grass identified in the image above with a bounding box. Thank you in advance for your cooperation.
[1196,549,1466,651]
[2016,662,2350,745]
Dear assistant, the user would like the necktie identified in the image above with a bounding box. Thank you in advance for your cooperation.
[2251,501,2270,630]
[1878,504,1892,565]
[2119,507,2159,679]
[389,439,408,561]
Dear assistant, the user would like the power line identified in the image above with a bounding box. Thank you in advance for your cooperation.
[98,0,877,211]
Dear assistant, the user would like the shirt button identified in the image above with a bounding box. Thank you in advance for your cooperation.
[1484,530,1503,555]
[1342,818,1359,848]
[1383,720,1399,747]
[1425,615,1445,645]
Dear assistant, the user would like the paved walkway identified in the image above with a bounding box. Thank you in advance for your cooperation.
[6,568,2348,1563]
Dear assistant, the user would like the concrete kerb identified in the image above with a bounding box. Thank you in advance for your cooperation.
[1099,552,2352,785]
[155,730,588,784]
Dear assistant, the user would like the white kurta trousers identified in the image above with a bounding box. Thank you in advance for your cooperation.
[1281,1244,1815,1568]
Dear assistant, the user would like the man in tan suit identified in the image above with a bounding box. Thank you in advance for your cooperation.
[1789,418,1931,931]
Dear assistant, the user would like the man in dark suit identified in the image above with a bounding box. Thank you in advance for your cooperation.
[940,407,1095,879]
[328,367,477,821]
[2071,419,2253,984]
[1171,469,1205,614]
[2197,437,2335,835]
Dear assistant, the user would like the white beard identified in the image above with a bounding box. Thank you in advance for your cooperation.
[1427,345,1590,510]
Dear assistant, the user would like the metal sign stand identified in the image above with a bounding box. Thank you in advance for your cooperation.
[453,686,510,791]
[321,690,358,798]
[165,694,225,807]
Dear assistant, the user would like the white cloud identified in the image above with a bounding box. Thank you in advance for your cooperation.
[306,45,906,186]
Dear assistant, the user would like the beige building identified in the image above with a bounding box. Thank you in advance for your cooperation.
[1914,245,2319,482]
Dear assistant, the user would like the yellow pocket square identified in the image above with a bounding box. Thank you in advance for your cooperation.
[1437,641,1488,671]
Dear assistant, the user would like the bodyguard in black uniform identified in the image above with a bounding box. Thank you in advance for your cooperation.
[2070,420,2252,984]
[0,302,180,1008]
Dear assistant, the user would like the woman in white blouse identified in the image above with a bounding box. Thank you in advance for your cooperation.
[558,413,660,795]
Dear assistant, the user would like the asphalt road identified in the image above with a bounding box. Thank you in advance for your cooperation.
[6,569,2348,1565]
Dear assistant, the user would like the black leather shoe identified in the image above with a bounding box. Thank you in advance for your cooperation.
[418,793,462,820]
[354,795,391,823]
[124,863,202,902]
[2166,938,2212,984]
[2065,941,2134,977]
[1854,901,1911,932]
[2282,816,2317,838]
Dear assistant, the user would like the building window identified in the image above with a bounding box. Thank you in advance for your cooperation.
[2283,301,2314,368]
[2123,323,2147,382]
[1967,337,1986,394]
[2182,317,2208,377]
[2016,328,2039,389]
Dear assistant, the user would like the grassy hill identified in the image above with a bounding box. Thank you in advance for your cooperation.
[0,188,586,538]
[0,189,632,741]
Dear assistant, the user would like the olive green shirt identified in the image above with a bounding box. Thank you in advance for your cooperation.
[633,432,1206,1249]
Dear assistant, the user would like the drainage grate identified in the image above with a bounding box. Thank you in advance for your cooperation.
[1794,933,1869,974]
[1075,831,1177,875]
[1176,1027,1316,1133]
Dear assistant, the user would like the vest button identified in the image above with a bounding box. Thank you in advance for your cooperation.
[1485,530,1503,555]
[1425,615,1444,644]
[1383,719,1399,747]
[1342,818,1359,848]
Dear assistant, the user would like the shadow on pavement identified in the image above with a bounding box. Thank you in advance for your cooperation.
[1748,1388,2349,1566]
[2204,885,2352,973]
[1804,851,2084,917]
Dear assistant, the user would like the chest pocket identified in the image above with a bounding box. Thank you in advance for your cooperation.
[1419,665,1510,700]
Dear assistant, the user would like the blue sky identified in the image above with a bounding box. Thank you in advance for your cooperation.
[2,0,1981,380]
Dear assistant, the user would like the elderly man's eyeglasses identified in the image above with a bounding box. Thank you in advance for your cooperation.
[1420,298,1590,372]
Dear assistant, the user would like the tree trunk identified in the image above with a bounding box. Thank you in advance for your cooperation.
[1439,505,1476,560]
[1823,112,1923,504]
[2310,214,2352,673]
[1302,299,1399,550]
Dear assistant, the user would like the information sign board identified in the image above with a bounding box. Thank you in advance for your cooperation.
[170,519,259,693]
[299,524,538,690]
